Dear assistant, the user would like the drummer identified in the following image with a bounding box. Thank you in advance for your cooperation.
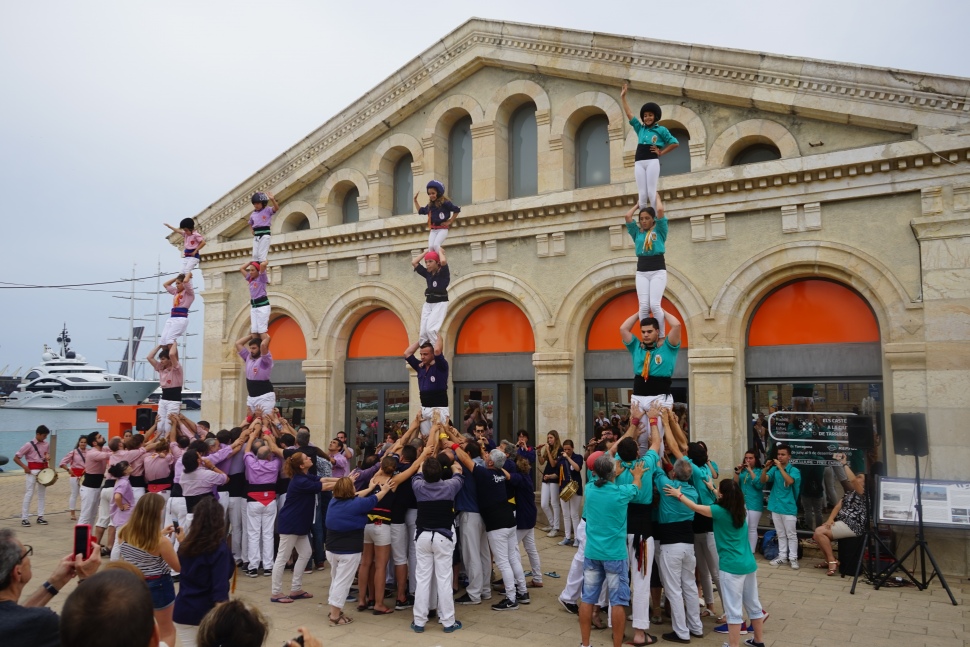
[59,435,89,522]
[14,425,52,527]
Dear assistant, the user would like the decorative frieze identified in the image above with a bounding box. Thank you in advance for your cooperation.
[781,203,822,233]
[537,232,566,257]
[307,260,328,281]
[609,224,634,251]
[356,254,381,276]
[269,266,282,285]
[690,213,726,242]
[471,240,497,264]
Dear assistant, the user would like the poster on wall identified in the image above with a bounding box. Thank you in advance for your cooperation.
[877,476,970,529]
[768,411,854,466]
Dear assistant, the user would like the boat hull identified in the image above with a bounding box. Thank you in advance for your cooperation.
[2,381,158,410]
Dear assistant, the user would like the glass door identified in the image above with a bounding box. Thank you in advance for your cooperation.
[346,385,409,461]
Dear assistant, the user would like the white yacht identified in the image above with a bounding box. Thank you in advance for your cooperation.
[2,325,158,409]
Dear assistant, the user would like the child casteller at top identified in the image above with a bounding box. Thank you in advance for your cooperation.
[249,191,279,267]
[621,83,679,211]
[413,180,460,253]
[164,218,206,274]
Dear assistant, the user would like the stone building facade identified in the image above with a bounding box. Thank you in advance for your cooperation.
[184,20,970,574]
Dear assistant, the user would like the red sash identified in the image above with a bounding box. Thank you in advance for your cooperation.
[71,467,85,478]
[247,490,277,506]
[147,483,172,493]
[28,462,47,471]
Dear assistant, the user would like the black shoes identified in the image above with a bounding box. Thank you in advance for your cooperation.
[491,598,519,611]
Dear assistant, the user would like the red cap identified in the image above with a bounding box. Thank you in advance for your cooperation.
[586,450,604,471]
[424,251,440,263]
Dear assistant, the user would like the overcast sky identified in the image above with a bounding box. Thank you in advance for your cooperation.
[1,0,967,387]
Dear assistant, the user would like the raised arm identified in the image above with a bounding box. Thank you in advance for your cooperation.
[620,82,634,120]
[437,247,448,266]
[267,192,279,212]
[655,193,665,219]
[624,203,637,224]
[259,334,270,356]
[404,340,419,360]
[662,407,688,458]
[620,312,639,346]
[234,334,253,354]
[146,345,162,370]
[433,333,443,357]
[663,308,682,347]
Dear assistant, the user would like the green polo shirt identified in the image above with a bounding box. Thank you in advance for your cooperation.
[765,464,801,515]
[739,468,764,512]
[654,472,697,524]
[626,219,668,256]
[615,449,659,505]
[624,336,680,379]
[710,505,757,575]
[584,480,641,560]
[689,462,718,506]
[629,119,678,148]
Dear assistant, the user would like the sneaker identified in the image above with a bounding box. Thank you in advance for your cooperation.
[761,611,769,623]
[661,632,690,643]
[21,519,30,527]
[790,559,800,570]
[558,538,574,546]
[492,579,505,591]
[714,623,748,635]
[410,621,424,633]
[263,568,272,576]
[538,525,551,532]
[768,558,788,566]
[454,593,480,605]
[36,517,48,525]
[443,620,463,634]
[482,593,492,601]
[517,592,531,605]
[546,528,558,538]
[247,568,258,578]
[743,640,766,647]
[304,565,313,574]
[346,593,358,602]
[315,561,327,571]
[491,598,519,611]
[395,595,414,610]
[559,599,579,614]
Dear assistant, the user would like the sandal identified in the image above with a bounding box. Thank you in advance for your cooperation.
[826,561,840,576]
[329,613,353,627]
[591,616,607,630]
[543,571,561,578]
[271,596,294,603]
[289,591,313,600]
[814,562,830,569]
[625,635,659,646]
[527,580,543,588]
[699,609,712,618]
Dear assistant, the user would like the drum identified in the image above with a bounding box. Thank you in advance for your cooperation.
[559,480,579,502]
[37,468,59,487]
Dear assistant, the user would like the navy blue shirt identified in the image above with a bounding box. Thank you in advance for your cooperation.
[510,471,537,530]
[419,200,460,227]
[471,464,515,531]
[405,354,449,407]
[277,472,322,536]
[172,542,233,626]
[414,264,450,303]
[455,459,481,513]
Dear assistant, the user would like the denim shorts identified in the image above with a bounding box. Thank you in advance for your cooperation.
[581,558,630,607]
[146,574,176,609]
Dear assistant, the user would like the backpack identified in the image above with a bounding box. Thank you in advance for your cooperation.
[760,529,779,560]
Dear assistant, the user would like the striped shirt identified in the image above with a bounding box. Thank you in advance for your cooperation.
[118,541,169,577]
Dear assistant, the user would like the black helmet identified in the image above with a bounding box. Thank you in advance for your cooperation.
[251,192,268,204]
[179,217,195,230]
[640,102,662,123]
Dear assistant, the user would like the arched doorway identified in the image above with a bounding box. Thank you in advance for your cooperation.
[453,300,536,447]
[344,309,410,457]
[266,315,308,425]
[584,291,689,441]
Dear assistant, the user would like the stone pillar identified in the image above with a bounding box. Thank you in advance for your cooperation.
[302,360,334,433]
[535,109,557,194]
[687,348,738,455]
[218,363,239,431]
[471,121,499,202]
[883,342,927,477]
[199,275,232,429]
[533,352,575,443]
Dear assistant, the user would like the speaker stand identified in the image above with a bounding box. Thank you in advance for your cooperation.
[849,478,898,594]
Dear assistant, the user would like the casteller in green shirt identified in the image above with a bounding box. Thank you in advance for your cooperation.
[710,504,757,575]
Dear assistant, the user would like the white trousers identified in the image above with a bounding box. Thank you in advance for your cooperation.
[405,508,418,594]
[21,470,46,519]
[419,407,450,437]
[246,392,277,418]
[246,500,277,569]
[560,494,582,540]
[79,484,101,526]
[457,511,490,602]
[168,497,188,532]
[180,256,200,275]
[419,301,448,346]
[159,317,189,345]
[634,159,660,210]
[132,487,146,505]
[156,398,182,438]
[694,531,721,607]
[250,305,270,334]
[413,529,457,627]
[516,528,541,583]
[68,476,80,511]
[229,496,248,561]
[252,235,270,263]
[272,534,312,595]
[427,229,449,252]
[746,509,762,553]
[772,512,798,561]
[658,542,704,640]
[632,393,673,456]
[486,527,525,602]
[635,270,667,332]
[560,519,607,607]
[174,624,198,647]
[97,487,113,528]
[540,482,560,531]
[627,534,655,630]
[326,551,362,609]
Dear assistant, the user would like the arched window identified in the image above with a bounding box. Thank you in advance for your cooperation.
[448,116,473,205]
[508,103,538,198]
[575,115,610,188]
[731,143,781,166]
[342,187,360,224]
[266,316,307,360]
[660,128,691,177]
[281,213,310,233]
[392,154,413,216]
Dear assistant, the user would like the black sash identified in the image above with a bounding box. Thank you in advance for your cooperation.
[633,375,672,397]
[419,390,448,407]
[161,387,183,401]
[246,379,274,397]
[82,474,104,488]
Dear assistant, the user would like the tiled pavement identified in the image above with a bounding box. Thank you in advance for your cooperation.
[3,471,968,647]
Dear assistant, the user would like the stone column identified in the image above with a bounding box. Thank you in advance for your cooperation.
[199,274,232,428]
[218,363,239,431]
[533,352,575,443]
[471,121,499,202]
[687,348,739,455]
[302,360,334,433]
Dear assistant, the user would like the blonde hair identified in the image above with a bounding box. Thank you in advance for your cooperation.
[333,476,356,500]
[545,429,563,459]
[117,493,166,553]
[283,452,306,479]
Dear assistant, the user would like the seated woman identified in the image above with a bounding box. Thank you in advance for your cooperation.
[812,453,866,575]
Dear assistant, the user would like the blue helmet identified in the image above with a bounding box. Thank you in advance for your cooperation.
[426,180,445,196]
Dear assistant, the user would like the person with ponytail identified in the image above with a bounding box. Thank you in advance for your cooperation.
[734,450,764,553]
[537,430,563,537]
[662,478,767,647]
[414,180,460,253]
[620,83,678,211]
[59,435,88,521]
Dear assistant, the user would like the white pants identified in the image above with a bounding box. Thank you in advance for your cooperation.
[132,487,146,505]
[21,470,46,519]
[168,497,188,532]
[720,570,765,626]
[159,317,189,345]
[427,229,449,252]
[68,476,80,511]
[272,534,312,595]
[326,551,362,609]
[229,496,248,561]
[247,500,277,569]
[405,508,418,594]
[560,519,586,604]
[746,509,763,553]
[627,534,655,631]
[414,529,457,627]
[250,305,270,334]
[419,301,448,346]
[174,624,198,647]
[97,486,113,528]
[694,531,721,607]
[516,528,541,583]
[252,235,270,263]
[772,512,798,561]
[658,542,704,640]
[560,494,582,540]
[180,256,200,275]
[634,159,660,210]
[635,270,667,332]
[632,393,673,456]
[419,407,450,437]
[540,482,560,531]
[487,527,525,602]
[246,392,277,418]
[156,399,182,438]
[457,511,490,602]
[79,484,101,526]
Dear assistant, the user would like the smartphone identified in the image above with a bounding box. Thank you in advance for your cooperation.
[172,518,180,533]
[73,524,93,560]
